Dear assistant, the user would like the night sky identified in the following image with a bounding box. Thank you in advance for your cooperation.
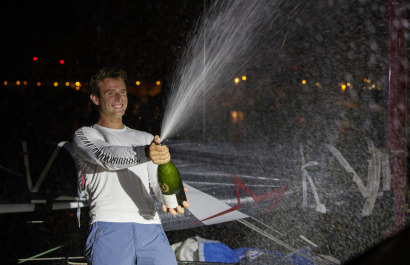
[1,0,204,81]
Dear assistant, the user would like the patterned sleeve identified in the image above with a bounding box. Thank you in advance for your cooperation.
[73,127,150,171]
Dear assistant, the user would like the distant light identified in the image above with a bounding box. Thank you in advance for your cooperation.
[302,80,307,85]
[294,66,299,71]
[60,59,64,64]
[156,81,161,85]
[136,81,140,86]
[23,81,28,85]
[16,81,21,85]
[372,84,376,89]
[37,82,41,86]
[234,78,240,84]
[242,76,247,81]
[33,57,38,61]
[75,86,80,91]
[342,84,346,92]
[347,82,351,87]
[231,111,238,122]
[75,81,81,87]
[231,111,244,123]
[4,81,7,85]
[364,78,368,82]
[65,82,70,86]
[54,82,58,87]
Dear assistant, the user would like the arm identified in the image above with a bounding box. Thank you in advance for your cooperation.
[73,126,150,171]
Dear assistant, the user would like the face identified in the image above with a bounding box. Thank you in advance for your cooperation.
[90,78,128,121]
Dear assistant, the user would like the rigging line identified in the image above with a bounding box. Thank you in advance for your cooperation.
[202,0,206,142]
[17,245,64,264]
[22,141,33,191]
[273,3,301,69]
[18,257,84,261]
[248,216,285,236]
[238,219,295,252]
[238,219,331,265]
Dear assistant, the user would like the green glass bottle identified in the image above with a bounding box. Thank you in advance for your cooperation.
[157,161,187,209]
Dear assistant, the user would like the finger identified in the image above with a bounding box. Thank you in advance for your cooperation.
[162,204,168,212]
[169,208,178,216]
[184,187,188,193]
[176,205,184,214]
[183,201,190,208]
[154,135,161,144]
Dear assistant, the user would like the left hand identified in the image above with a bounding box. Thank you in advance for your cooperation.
[162,187,190,215]
[149,135,170,165]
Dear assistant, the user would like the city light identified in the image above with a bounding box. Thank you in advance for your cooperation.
[75,81,81,87]
[242,75,247,81]
[37,82,41,86]
[23,81,27,85]
[59,60,64,65]
[231,111,244,123]
[16,81,21,85]
[232,111,238,121]
[341,84,346,92]
[54,82,58,87]
[234,78,240,84]
[302,80,307,85]
[4,81,7,85]
[136,81,141,85]
[65,82,70,86]
[156,81,161,85]
[33,57,38,61]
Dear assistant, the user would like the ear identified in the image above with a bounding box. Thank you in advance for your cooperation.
[90,94,100,106]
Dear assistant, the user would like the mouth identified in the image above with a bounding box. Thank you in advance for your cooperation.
[112,104,124,109]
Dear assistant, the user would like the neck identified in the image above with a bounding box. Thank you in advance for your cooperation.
[96,117,125,129]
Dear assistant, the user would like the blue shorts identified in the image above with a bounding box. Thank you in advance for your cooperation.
[85,222,177,265]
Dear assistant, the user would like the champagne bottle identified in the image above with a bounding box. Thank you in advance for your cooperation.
[157,161,187,209]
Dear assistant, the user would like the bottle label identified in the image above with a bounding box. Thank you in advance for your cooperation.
[160,183,169,193]
[162,194,178,209]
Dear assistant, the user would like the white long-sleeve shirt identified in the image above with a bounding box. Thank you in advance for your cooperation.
[73,124,162,224]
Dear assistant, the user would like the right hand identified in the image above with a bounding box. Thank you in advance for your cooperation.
[149,135,170,165]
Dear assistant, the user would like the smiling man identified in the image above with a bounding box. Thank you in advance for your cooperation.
[89,76,128,128]
[73,67,188,265]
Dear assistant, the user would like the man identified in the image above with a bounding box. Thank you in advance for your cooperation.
[73,67,189,265]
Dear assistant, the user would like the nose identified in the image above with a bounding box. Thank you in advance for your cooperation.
[114,92,122,101]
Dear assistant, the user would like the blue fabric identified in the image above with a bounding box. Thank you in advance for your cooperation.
[234,247,285,261]
[85,222,177,265]
[200,243,316,265]
[202,242,240,263]
[289,251,316,265]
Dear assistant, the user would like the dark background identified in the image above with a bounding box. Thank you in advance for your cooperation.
[0,1,409,264]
